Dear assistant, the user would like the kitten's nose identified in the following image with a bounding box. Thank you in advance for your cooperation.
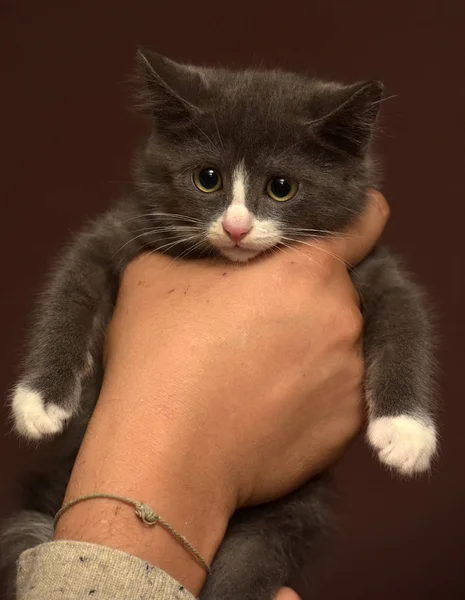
[222,222,251,243]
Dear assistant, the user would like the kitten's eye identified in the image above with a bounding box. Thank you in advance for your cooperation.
[193,168,222,193]
[266,178,298,202]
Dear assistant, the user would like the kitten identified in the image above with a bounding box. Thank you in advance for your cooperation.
[1,50,437,600]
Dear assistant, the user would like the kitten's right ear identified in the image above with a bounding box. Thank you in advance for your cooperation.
[309,81,384,156]
[133,49,206,119]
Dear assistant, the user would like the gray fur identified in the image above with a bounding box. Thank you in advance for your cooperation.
[0,511,54,598]
[1,50,437,599]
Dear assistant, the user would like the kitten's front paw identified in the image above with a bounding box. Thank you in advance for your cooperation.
[11,385,72,440]
[367,415,437,476]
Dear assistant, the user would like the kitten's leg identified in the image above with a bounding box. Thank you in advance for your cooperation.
[200,478,330,600]
[353,246,438,475]
[0,448,79,598]
[0,511,54,599]
[11,224,119,441]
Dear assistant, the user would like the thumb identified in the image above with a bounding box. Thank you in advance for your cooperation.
[273,587,302,600]
[325,189,390,266]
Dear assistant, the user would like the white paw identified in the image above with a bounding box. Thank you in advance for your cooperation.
[11,385,72,440]
[367,415,437,476]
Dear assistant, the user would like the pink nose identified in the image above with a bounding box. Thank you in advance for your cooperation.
[222,222,251,243]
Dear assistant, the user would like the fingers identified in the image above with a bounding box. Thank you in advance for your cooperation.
[326,189,390,266]
[274,587,302,600]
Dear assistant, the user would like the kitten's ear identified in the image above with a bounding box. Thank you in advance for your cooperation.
[134,49,206,118]
[309,81,384,156]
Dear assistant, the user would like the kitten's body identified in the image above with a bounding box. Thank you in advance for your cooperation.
[1,52,437,599]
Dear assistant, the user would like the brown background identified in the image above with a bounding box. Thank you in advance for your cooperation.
[1,1,464,598]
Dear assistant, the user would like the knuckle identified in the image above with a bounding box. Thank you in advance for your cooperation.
[317,250,338,274]
[344,397,364,438]
[311,252,338,284]
[337,304,364,342]
[373,190,391,221]
[338,375,364,428]
[349,356,365,389]
[120,259,141,288]
[341,351,365,395]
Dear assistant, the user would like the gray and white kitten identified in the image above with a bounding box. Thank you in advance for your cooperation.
[1,51,437,600]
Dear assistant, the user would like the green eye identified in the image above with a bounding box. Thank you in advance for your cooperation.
[266,178,298,202]
[193,168,222,193]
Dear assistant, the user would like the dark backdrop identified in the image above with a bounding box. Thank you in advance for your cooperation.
[1,1,464,599]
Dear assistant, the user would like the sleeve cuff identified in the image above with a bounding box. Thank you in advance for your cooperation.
[17,540,196,600]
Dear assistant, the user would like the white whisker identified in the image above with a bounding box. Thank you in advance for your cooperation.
[149,212,202,223]
[176,238,208,261]
[113,224,200,256]
[113,230,159,256]
[153,234,202,255]
[131,225,202,235]
[159,237,210,272]
[283,227,354,238]
[281,236,352,269]
[120,212,202,225]
[278,242,325,270]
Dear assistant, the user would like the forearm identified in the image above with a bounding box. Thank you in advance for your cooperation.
[53,359,230,595]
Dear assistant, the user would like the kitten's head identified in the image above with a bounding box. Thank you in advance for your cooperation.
[132,50,383,262]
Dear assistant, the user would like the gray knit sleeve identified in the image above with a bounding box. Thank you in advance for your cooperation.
[16,541,196,600]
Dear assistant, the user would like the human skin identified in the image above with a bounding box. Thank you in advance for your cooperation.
[54,191,389,595]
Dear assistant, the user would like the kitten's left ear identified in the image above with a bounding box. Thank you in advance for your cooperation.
[133,49,207,118]
[309,81,384,156]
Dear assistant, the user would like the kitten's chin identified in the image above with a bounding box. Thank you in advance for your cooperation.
[218,247,261,262]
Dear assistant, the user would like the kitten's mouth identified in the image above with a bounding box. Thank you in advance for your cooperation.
[211,238,278,262]
[217,245,261,262]
[207,220,281,262]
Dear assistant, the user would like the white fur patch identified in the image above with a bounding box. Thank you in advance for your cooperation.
[12,385,71,440]
[367,415,437,475]
[231,163,247,206]
[207,215,281,261]
[223,164,251,228]
[207,162,283,261]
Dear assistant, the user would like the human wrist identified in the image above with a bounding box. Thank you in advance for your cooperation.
[53,374,232,594]
[53,484,227,595]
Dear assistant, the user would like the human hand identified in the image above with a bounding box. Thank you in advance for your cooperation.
[54,190,389,593]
